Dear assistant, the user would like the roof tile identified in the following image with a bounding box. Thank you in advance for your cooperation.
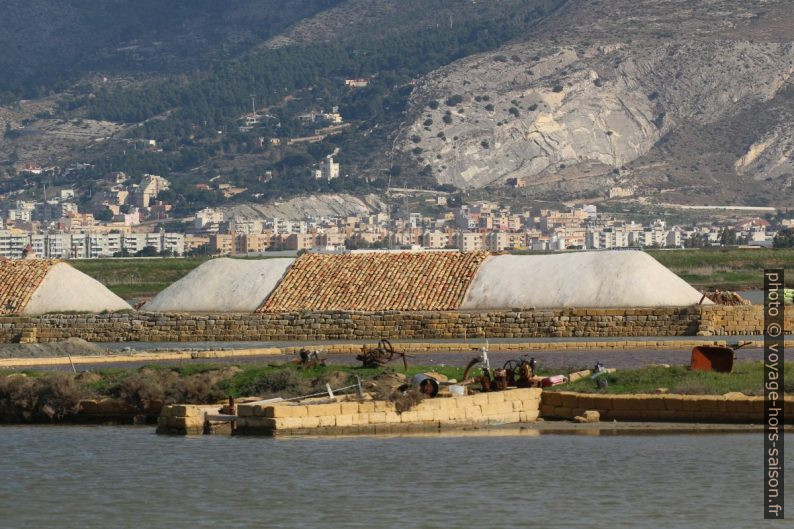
[259,252,489,312]
[0,260,59,315]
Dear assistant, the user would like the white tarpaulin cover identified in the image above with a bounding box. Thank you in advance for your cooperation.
[24,262,132,314]
[143,257,294,312]
[461,251,709,309]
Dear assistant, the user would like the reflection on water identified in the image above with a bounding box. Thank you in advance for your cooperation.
[0,426,790,529]
[736,291,764,305]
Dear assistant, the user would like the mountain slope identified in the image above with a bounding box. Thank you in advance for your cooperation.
[399,0,794,205]
[0,0,342,100]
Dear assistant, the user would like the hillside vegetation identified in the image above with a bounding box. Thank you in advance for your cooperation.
[0,0,342,101]
[1,0,791,210]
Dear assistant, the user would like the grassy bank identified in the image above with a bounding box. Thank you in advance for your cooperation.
[0,363,467,422]
[647,248,794,290]
[548,361,794,396]
[2,361,790,422]
[70,257,210,300]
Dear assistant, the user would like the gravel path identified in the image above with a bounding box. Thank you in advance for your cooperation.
[21,346,773,372]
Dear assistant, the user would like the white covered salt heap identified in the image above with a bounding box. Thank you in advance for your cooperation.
[142,257,294,312]
[0,260,132,315]
[142,251,708,313]
[461,251,709,309]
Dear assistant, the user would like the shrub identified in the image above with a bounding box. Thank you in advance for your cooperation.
[508,107,520,117]
[233,369,309,398]
[552,84,564,93]
[528,103,538,111]
[446,94,464,106]
[481,140,490,149]
[442,114,453,124]
[0,373,87,422]
[411,134,421,143]
[423,118,433,126]
[485,104,495,111]
[428,100,439,109]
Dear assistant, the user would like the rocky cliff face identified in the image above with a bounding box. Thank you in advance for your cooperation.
[399,0,794,204]
[219,193,385,221]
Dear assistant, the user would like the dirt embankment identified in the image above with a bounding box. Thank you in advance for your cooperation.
[0,338,108,359]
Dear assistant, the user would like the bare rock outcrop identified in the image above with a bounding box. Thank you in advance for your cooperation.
[399,0,794,202]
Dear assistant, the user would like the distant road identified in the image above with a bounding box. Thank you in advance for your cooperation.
[22,344,773,373]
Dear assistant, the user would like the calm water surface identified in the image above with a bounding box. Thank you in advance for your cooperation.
[0,426,790,529]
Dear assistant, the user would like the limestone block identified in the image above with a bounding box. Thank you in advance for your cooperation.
[237,405,254,417]
[167,416,188,429]
[400,411,419,423]
[306,403,341,417]
[663,395,685,411]
[488,412,520,424]
[464,405,484,419]
[480,402,516,416]
[656,410,679,421]
[373,401,397,412]
[641,396,668,411]
[505,388,542,401]
[367,412,387,424]
[519,410,540,422]
[318,415,336,427]
[339,401,360,414]
[251,404,271,417]
[541,392,562,407]
[678,396,705,413]
[299,416,321,429]
[415,410,436,422]
[272,417,305,429]
[266,405,308,418]
[568,370,592,383]
[487,392,506,404]
[358,401,376,413]
[471,393,491,406]
[383,412,402,424]
[95,398,137,415]
[335,414,355,427]
[638,410,661,421]
[610,396,636,411]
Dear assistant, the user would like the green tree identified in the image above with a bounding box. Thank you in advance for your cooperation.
[135,246,160,257]
[773,228,794,248]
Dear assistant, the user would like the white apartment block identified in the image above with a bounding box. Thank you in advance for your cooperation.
[0,230,29,258]
[422,231,449,249]
[586,228,631,249]
[485,231,526,251]
[454,232,484,252]
[0,232,185,258]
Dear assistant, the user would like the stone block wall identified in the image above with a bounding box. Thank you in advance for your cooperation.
[699,305,794,336]
[0,305,789,344]
[0,307,703,343]
[233,388,542,436]
[156,404,221,435]
[540,391,793,423]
